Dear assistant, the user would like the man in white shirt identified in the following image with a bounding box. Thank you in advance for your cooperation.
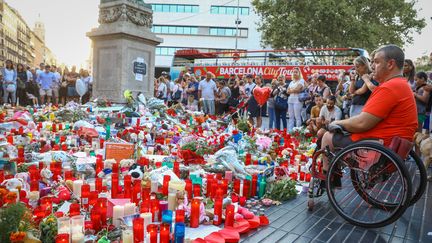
[319,95,342,125]
[198,72,217,115]
[51,65,61,105]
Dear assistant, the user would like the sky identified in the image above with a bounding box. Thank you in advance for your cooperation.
[6,0,432,67]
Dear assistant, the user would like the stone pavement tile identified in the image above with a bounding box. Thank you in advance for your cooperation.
[293,235,314,243]
[280,211,314,232]
[302,218,331,238]
[379,222,396,235]
[265,205,281,215]
[393,217,410,238]
[327,224,354,242]
[361,230,380,242]
[270,210,298,228]
[388,236,405,243]
[314,220,344,241]
[343,228,366,242]
[374,233,391,243]
[275,233,300,243]
[405,220,421,240]
[291,216,322,235]
[260,230,289,243]
[267,209,290,221]
[241,226,276,242]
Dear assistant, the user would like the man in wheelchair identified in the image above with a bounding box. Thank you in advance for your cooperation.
[320,45,418,182]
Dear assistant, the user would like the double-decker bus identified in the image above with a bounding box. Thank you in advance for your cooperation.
[170,48,368,83]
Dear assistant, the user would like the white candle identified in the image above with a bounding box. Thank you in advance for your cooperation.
[71,232,84,243]
[151,179,158,193]
[113,205,124,227]
[140,212,152,230]
[124,202,136,216]
[73,180,83,197]
[168,192,176,211]
[122,229,133,243]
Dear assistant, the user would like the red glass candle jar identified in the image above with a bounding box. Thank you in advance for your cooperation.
[175,209,185,223]
[162,175,170,196]
[239,196,246,206]
[190,198,200,228]
[305,173,312,182]
[69,203,80,216]
[206,177,213,197]
[185,179,192,199]
[213,197,223,226]
[299,172,305,181]
[160,223,170,243]
[95,178,102,193]
[111,173,119,199]
[133,217,144,243]
[251,175,258,197]
[242,180,250,198]
[147,224,158,243]
[233,179,240,194]
[81,184,90,209]
[55,233,70,243]
[30,180,39,191]
[193,184,201,197]
[124,175,132,199]
[225,204,235,227]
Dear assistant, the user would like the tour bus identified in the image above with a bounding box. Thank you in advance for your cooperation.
[170,47,369,90]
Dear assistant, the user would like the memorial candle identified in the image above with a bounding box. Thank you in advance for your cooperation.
[251,175,258,197]
[233,179,240,194]
[133,217,144,243]
[140,212,152,231]
[160,223,170,243]
[95,155,103,175]
[167,192,176,211]
[69,203,80,217]
[81,184,90,209]
[147,224,158,243]
[185,179,192,199]
[113,205,124,227]
[193,184,201,197]
[95,178,102,193]
[111,173,119,198]
[225,204,235,227]
[174,223,185,243]
[163,175,170,196]
[175,209,185,223]
[55,234,70,243]
[72,180,83,197]
[124,175,132,199]
[90,209,101,232]
[242,179,250,198]
[159,201,168,220]
[122,229,133,243]
[97,198,107,225]
[213,196,222,226]
[132,182,141,204]
[190,198,200,228]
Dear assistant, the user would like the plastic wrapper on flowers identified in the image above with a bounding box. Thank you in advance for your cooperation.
[146,97,166,110]
[205,145,250,179]
[178,149,205,165]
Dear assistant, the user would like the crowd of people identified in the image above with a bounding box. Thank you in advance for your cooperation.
[154,51,432,136]
[1,60,92,107]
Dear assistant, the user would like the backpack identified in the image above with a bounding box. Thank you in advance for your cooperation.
[171,87,182,101]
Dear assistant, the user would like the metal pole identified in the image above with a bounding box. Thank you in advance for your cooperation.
[235,0,240,51]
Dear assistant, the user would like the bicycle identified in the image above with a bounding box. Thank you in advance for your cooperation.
[307,125,427,228]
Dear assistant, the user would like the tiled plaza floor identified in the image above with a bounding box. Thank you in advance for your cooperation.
[240,169,432,243]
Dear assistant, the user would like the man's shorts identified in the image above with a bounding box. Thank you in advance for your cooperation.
[52,87,59,98]
[40,88,52,97]
[332,133,353,148]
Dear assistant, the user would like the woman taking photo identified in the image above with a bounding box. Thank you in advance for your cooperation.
[349,56,378,117]
[272,75,289,130]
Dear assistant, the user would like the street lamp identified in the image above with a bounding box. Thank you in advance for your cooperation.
[235,0,241,51]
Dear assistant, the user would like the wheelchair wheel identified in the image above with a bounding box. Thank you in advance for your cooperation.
[405,150,427,206]
[326,141,412,228]
[351,149,427,209]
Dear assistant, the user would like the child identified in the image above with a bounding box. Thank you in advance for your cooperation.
[27,92,39,107]
[185,95,198,111]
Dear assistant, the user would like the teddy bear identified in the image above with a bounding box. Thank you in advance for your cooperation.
[128,163,145,181]
[120,159,135,176]
[420,136,432,169]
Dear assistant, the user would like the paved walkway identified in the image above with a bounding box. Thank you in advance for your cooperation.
[240,170,432,243]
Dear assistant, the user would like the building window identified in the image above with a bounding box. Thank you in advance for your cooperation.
[152,4,199,13]
[210,6,249,15]
[152,25,199,35]
[209,27,248,37]
[156,47,182,56]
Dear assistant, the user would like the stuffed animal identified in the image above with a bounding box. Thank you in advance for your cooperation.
[128,163,145,180]
[40,167,53,185]
[420,136,432,168]
[120,159,135,176]
[97,159,116,178]
[2,178,25,191]
[14,172,30,191]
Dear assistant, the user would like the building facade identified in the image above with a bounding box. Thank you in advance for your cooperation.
[147,0,262,74]
[0,1,56,67]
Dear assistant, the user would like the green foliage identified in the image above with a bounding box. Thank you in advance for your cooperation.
[0,203,28,243]
[252,0,426,51]
[264,178,298,201]
[39,214,58,243]
[181,141,214,156]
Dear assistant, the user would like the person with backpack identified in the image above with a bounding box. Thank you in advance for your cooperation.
[170,78,183,105]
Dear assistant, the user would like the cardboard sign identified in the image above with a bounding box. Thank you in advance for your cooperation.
[105,143,135,162]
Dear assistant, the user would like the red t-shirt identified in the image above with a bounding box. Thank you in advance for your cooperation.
[351,77,418,145]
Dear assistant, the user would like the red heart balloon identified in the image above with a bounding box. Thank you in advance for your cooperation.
[253,87,271,106]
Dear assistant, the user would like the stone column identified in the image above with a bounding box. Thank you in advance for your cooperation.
[87,0,162,103]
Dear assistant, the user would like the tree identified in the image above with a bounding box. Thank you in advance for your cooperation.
[252,0,426,52]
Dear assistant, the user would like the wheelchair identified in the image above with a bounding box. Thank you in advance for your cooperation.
[307,125,427,228]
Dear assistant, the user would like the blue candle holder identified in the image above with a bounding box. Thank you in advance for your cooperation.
[174,222,185,243]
